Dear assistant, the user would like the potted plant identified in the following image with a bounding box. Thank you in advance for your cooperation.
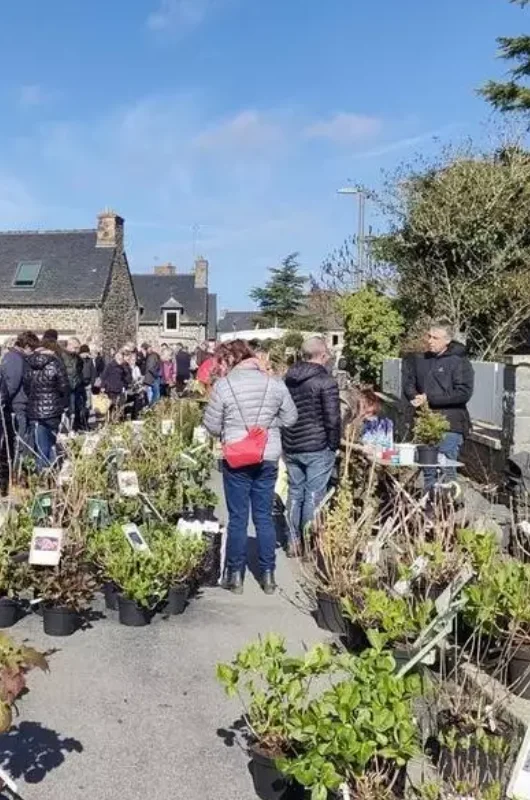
[30,542,96,636]
[279,645,421,800]
[217,634,334,800]
[87,522,131,610]
[152,530,208,615]
[104,549,163,627]
[0,536,29,628]
[413,404,450,466]
[0,632,48,733]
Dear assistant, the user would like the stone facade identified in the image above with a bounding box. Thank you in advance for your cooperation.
[101,252,138,351]
[0,307,102,346]
[138,322,206,349]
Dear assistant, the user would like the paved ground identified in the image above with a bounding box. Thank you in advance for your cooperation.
[0,474,322,800]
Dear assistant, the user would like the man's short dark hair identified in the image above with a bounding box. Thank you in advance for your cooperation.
[15,331,39,350]
[79,344,90,354]
[43,328,58,342]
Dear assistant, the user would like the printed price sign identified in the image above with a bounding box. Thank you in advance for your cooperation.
[117,471,140,497]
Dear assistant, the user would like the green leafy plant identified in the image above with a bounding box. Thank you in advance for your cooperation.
[279,646,421,800]
[217,634,334,757]
[0,633,48,733]
[413,404,450,447]
[343,588,434,650]
[104,548,164,608]
[152,530,208,588]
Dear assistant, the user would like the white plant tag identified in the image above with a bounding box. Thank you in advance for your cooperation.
[161,419,175,436]
[29,528,63,566]
[176,518,202,537]
[193,424,209,444]
[58,459,73,486]
[122,523,150,553]
[508,724,530,798]
[117,470,140,497]
[82,433,101,455]
[202,520,220,534]
[393,556,428,597]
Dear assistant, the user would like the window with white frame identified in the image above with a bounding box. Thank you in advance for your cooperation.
[164,310,180,332]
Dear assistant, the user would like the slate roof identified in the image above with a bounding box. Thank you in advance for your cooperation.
[217,310,264,334]
[133,273,216,328]
[0,230,115,306]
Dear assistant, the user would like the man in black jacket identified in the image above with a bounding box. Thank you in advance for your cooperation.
[282,337,341,555]
[403,319,474,487]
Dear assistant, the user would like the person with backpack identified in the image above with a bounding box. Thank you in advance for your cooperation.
[203,340,298,595]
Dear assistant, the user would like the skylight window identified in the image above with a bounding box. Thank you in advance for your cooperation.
[13,261,42,288]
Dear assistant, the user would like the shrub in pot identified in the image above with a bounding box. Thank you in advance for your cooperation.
[87,522,131,610]
[0,538,28,628]
[217,634,334,800]
[413,404,450,465]
[104,549,164,627]
[279,645,421,800]
[30,542,97,636]
[0,632,48,733]
[152,530,208,614]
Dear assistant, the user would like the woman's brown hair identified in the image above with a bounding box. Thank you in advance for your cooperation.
[217,339,255,369]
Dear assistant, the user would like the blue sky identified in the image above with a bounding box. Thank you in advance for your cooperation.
[0,0,523,309]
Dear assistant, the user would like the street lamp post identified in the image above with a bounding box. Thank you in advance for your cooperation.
[337,186,367,290]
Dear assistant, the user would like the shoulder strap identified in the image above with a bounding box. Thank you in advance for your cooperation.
[226,375,270,431]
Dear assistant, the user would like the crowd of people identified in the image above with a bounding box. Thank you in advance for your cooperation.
[0,331,217,482]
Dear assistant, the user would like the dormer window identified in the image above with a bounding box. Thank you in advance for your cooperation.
[164,310,180,332]
[13,261,42,288]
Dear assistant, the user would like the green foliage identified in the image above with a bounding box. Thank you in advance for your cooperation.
[373,144,530,359]
[480,1,530,115]
[340,285,403,384]
[342,589,434,649]
[412,405,450,446]
[151,530,208,588]
[104,547,165,608]
[279,646,420,799]
[250,253,307,327]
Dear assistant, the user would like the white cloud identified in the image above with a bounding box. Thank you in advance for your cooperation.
[194,110,285,153]
[351,125,459,160]
[18,84,49,109]
[147,0,215,32]
[305,112,382,145]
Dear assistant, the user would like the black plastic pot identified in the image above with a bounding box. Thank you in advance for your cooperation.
[344,620,369,653]
[117,595,152,627]
[0,597,19,628]
[43,605,79,637]
[416,445,439,466]
[201,530,223,587]
[103,581,119,611]
[509,644,530,698]
[249,745,303,800]
[438,741,505,786]
[194,506,215,523]
[315,592,346,635]
[167,584,188,615]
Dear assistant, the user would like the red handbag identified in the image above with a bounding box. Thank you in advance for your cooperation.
[222,378,270,469]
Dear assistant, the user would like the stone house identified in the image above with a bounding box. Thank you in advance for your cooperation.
[0,210,138,351]
[133,259,217,348]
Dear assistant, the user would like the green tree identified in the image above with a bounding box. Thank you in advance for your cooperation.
[372,142,530,359]
[250,253,306,326]
[341,286,403,385]
[480,0,530,115]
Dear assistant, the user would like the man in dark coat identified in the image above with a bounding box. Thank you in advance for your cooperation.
[403,319,474,486]
[282,337,341,555]
[0,331,39,462]
[0,372,14,494]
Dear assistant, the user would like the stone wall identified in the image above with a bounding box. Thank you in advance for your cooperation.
[101,253,138,351]
[138,323,206,349]
[0,306,101,345]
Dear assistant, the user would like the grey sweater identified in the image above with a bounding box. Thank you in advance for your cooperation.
[203,360,298,462]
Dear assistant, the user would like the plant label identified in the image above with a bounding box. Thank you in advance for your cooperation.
[122,524,150,553]
[508,725,530,798]
[0,766,18,794]
[192,424,208,444]
[131,420,144,438]
[58,459,73,486]
[31,491,53,522]
[81,433,101,456]
[435,566,474,614]
[117,470,140,497]
[87,498,110,527]
[139,492,164,522]
[176,518,203,537]
[29,528,63,566]
[161,419,175,436]
[392,556,428,598]
[202,520,220,534]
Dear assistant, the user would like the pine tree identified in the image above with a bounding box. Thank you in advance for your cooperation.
[480,0,530,115]
[250,253,306,326]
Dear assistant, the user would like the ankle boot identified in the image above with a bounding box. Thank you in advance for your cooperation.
[260,570,276,595]
[222,570,244,595]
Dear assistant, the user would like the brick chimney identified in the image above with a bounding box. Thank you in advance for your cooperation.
[96,209,124,251]
[194,256,208,289]
[154,262,176,276]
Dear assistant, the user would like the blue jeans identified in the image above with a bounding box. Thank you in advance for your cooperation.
[146,378,161,406]
[32,418,60,473]
[285,450,336,544]
[424,431,463,491]
[222,460,278,575]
